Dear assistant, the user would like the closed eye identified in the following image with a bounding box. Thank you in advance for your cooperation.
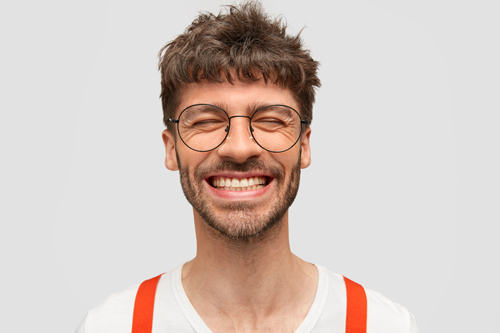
[192,119,225,126]
[254,118,286,124]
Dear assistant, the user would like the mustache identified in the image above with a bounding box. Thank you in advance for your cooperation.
[195,159,284,179]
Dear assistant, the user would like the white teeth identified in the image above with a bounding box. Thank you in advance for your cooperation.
[212,176,268,190]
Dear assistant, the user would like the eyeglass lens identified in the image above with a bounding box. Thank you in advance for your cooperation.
[177,105,303,152]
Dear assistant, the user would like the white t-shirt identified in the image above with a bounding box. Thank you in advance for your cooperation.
[76,264,419,333]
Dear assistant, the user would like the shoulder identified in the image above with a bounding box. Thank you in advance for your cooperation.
[75,268,185,333]
[75,283,140,333]
[320,266,419,333]
[364,288,419,332]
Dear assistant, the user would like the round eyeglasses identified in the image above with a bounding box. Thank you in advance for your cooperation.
[169,104,310,153]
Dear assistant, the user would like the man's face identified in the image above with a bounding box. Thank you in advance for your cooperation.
[162,79,311,241]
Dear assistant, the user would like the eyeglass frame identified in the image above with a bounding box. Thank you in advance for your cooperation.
[169,103,310,153]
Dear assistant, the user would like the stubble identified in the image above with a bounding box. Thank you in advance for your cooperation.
[177,155,301,242]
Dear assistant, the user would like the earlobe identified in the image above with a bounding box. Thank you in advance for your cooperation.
[300,127,311,169]
[162,130,179,171]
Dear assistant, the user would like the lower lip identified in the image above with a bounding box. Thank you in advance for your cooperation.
[205,179,273,200]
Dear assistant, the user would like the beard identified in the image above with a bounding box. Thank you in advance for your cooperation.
[177,154,302,241]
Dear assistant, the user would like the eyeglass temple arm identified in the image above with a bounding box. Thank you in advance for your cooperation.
[169,118,179,124]
[301,120,310,126]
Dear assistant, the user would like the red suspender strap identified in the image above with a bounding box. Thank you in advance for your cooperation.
[131,274,163,333]
[343,276,368,333]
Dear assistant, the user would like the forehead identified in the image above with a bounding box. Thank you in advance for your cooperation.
[176,79,299,116]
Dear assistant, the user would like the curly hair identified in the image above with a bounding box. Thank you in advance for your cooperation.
[158,1,320,130]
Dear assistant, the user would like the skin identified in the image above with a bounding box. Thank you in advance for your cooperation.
[162,79,318,332]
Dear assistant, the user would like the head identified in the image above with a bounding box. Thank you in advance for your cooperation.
[159,1,320,241]
[158,0,320,132]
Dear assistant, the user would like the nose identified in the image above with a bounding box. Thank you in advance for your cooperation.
[217,116,263,163]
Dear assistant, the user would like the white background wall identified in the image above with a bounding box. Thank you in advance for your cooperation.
[1,0,498,332]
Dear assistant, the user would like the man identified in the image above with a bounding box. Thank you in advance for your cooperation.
[76,1,419,332]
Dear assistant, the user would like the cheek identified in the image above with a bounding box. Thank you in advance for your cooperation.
[177,148,215,180]
[272,151,301,183]
[176,144,202,168]
[277,147,302,169]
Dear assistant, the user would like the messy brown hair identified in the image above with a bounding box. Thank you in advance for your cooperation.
[158,1,320,130]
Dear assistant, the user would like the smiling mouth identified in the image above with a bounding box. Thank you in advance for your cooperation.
[209,176,271,191]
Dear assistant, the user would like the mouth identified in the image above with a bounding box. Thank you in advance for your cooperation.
[208,176,271,191]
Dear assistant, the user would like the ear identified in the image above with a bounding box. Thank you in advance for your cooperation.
[300,126,312,169]
[162,129,179,171]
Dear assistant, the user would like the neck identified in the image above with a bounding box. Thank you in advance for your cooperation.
[181,209,318,331]
[188,209,295,288]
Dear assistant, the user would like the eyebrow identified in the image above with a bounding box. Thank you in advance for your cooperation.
[211,101,279,116]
